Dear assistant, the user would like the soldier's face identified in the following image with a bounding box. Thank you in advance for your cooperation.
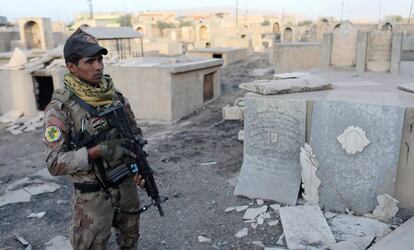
[68,54,104,85]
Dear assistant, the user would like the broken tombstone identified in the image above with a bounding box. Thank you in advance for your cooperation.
[330,236,375,250]
[300,143,321,205]
[364,194,399,222]
[311,100,404,214]
[279,205,336,250]
[234,94,306,205]
[368,216,414,250]
[329,214,391,242]
[198,235,212,243]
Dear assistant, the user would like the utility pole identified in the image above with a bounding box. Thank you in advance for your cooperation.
[409,0,414,24]
[341,0,344,21]
[236,0,239,27]
[378,0,383,23]
[88,0,94,19]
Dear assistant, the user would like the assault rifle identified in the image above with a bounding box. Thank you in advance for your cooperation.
[70,95,166,217]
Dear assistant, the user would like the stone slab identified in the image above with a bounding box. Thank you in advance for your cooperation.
[311,100,404,214]
[0,189,32,207]
[398,83,414,93]
[368,216,414,250]
[279,205,336,249]
[234,95,306,205]
[45,235,72,250]
[239,76,332,95]
[395,108,414,208]
[329,214,391,242]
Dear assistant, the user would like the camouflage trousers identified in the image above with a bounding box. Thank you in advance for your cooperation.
[69,177,140,250]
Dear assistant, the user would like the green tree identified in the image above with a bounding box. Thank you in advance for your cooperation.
[118,14,132,27]
[157,21,176,30]
[261,20,270,26]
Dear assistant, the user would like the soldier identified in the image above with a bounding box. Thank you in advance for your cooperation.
[43,32,145,250]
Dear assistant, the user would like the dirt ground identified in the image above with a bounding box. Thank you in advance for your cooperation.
[0,53,281,250]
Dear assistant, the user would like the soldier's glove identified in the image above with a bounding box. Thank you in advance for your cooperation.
[100,139,137,163]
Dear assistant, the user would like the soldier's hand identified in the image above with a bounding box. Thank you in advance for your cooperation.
[100,139,136,162]
[134,174,145,189]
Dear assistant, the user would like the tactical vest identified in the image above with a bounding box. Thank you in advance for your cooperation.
[52,88,127,183]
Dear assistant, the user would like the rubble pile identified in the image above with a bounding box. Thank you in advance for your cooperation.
[0,110,43,135]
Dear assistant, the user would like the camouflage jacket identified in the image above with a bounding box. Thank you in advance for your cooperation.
[43,87,142,184]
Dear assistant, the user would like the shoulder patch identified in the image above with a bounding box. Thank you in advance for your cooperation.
[44,125,62,143]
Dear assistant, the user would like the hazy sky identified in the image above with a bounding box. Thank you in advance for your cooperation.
[3,0,413,22]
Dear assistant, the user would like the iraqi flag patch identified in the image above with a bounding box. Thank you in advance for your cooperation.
[44,125,62,143]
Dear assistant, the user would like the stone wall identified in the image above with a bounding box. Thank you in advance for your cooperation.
[367,31,393,72]
[0,31,20,52]
[272,43,322,73]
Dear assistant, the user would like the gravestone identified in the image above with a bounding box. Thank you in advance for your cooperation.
[331,21,358,66]
[311,100,404,214]
[279,205,337,249]
[234,93,306,205]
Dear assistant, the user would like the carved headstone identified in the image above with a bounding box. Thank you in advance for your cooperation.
[234,93,306,205]
[311,100,404,214]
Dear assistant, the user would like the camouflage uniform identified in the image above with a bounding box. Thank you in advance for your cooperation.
[43,86,142,250]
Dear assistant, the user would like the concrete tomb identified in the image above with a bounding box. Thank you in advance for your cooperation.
[279,205,336,249]
[239,75,332,95]
[186,48,247,66]
[311,100,404,214]
[234,93,306,205]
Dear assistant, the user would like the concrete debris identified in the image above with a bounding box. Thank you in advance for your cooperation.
[0,189,32,207]
[365,194,399,222]
[243,205,268,220]
[224,207,236,213]
[300,143,321,205]
[368,216,414,250]
[235,228,248,238]
[251,222,259,229]
[239,75,332,95]
[15,234,29,246]
[329,214,391,242]
[330,236,375,250]
[198,235,212,243]
[28,212,46,219]
[3,112,43,135]
[264,247,286,250]
[273,72,311,79]
[45,235,72,250]
[268,220,279,226]
[0,110,24,123]
[276,233,285,245]
[252,240,265,247]
[199,161,217,166]
[325,212,338,219]
[237,130,244,141]
[5,47,28,70]
[244,219,256,223]
[257,217,264,225]
[24,182,61,195]
[222,104,244,120]
[250,67,275,77]
[270,204,281,211]
[279,205,336,250]
[235,205,249,212]
[256,199,264,205]
[45,58,65,71]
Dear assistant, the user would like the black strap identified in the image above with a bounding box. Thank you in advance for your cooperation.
[70,94,99,116]
[74,183,101,193]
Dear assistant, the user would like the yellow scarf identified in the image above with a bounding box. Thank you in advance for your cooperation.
[63,73,115,107]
